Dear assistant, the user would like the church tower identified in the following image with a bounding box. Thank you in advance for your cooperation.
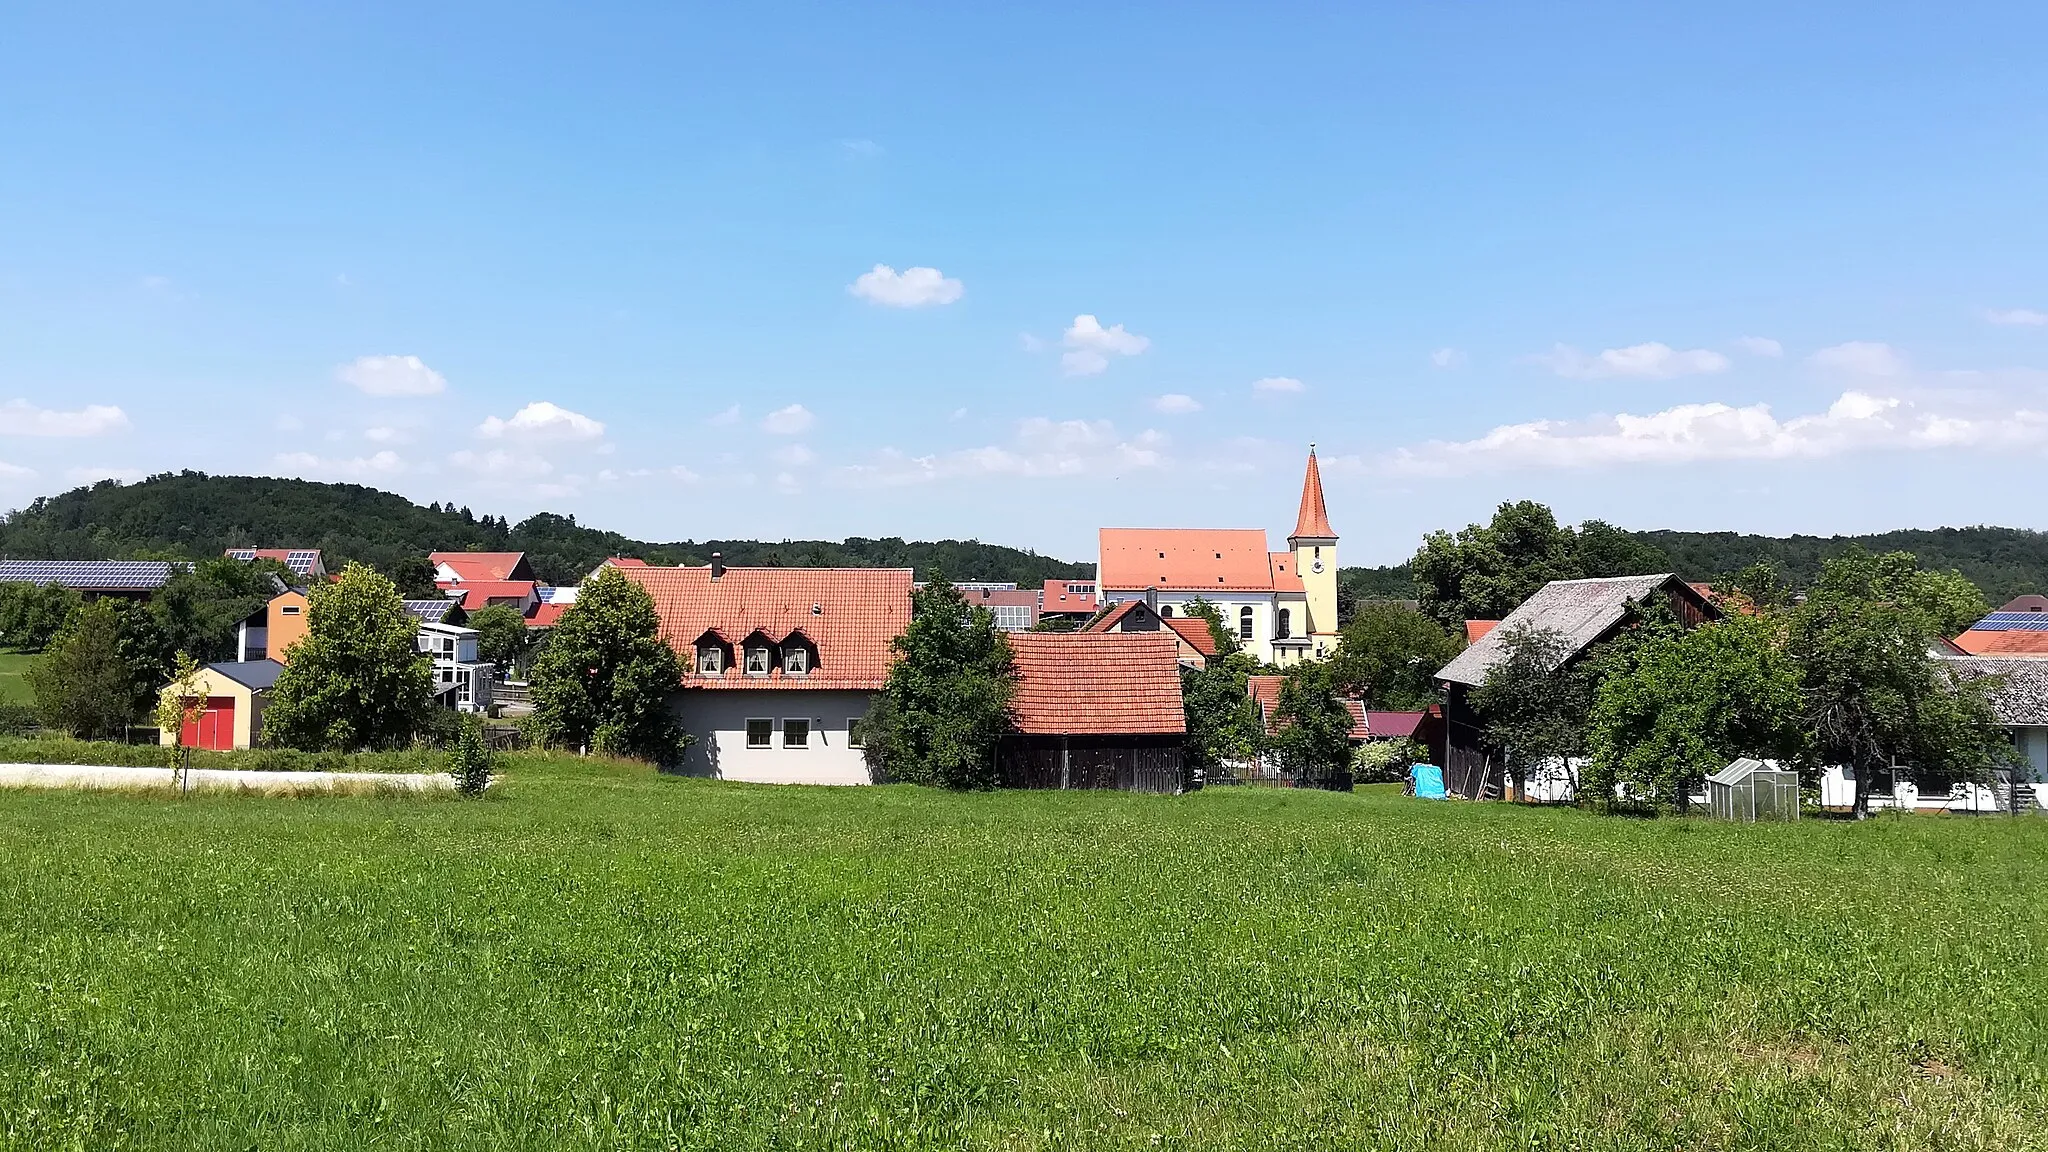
[1288,444,1339,657]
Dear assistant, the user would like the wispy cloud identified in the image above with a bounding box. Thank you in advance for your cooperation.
[477,401,605,442]
[1252,376,1305,394]
[1385,390,2046,477]
[1734,336,1783,357]
[849,264,964,308]
[1061,315,1150,376]
[335,354,447,397]
[1808,341,1907,377]
[762,404,815,435]
[1989,308,2048,327]
[707,404,741,427]
[1152,393,1203,414]
[0,401,130,437]
[839,419,1167,487]
[1532,342,1731,380]
[274,450,405,480]
[1430,348,1467,369]
[772,443,817,467]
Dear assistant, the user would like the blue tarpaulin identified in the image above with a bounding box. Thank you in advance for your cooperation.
[1409,763,1446,800]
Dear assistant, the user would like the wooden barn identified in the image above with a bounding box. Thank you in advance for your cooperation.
[998,631,1190,794]
[1434,574,1719,801]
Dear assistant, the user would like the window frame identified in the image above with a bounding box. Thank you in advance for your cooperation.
[1238,606,1255,640]
[782,645,810,675]
[1276,608,1291,639]
[847,717,866,749]
[782,718,810,749]
[697,644,725,675]
[279,605,302,616]
[745,646,772,677]
[744,717,773,749]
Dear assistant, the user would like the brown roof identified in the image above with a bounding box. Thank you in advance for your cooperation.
[1292,448,1335,539]
[448,580,539,611]
[1465,619,1499,643]
[621,565,913,691]
[2000,594,2048,613]
[432,552,533,583]
[1951,629,2048,656]
[1006,632,1185,736]
[1099,528,1279,592]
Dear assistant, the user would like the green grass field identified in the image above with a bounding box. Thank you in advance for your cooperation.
[2,758,2045,1150]
[0,650,33,705]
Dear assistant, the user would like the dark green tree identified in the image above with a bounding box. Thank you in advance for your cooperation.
[467,604,532,672]
[263,563,434,750]
[1470,623,1594,801]
[1789,550,2014,817]
[1330,600,1461,709]
[1574,519,1672,577]
[0,582,81,651]
[1180,595,1242,657]
[860,573,1016,789]
[448,713,496,796]
[526,567,689,765]
[1412,501,1584,630]
[1271,660,1356,789]
[28,600,140,738]
[1586,613,1804,812]
[1180,652,1264,780]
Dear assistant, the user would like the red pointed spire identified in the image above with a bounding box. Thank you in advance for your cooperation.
[1292,444,1335,540]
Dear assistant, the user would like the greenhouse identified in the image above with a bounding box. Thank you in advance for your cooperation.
[1706,758,1800,822]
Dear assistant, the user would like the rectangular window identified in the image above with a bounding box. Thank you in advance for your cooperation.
[848,717,865,749]
[280,605,302,616]
[746,647,771,676]
[784,647,809,674]
[698,647,723,675]
[745,718,772,748]
[782,719,809,748]
[991,605,1032,631]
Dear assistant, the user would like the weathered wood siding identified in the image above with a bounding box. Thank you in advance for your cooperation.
[998,734,1189,794]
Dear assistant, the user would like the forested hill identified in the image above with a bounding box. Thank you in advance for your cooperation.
[0,472,1092,589]
[1344,525,2048,606]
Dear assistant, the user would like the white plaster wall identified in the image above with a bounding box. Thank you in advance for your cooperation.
[674,688,875,785]
[1103,591,1308,663]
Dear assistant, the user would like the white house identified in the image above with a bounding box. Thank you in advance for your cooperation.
[616,557,912,785]
[416,621,494,713]
[1818,653,2048,813]
[1097,447,1339,666]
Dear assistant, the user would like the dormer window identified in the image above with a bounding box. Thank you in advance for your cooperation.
[783,646,810,675]
[745,646,772,676]
[697,645,725,675]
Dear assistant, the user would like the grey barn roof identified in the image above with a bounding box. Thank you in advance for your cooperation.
[1941,655,2048,726]
[0,559,182,592]
[206,659,285,692]
[1436,573,1685,687]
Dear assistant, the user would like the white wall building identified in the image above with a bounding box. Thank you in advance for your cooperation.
[416,621,494,713]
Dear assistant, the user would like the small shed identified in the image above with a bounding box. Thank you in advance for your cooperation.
[1707,757,1800,822]
[999,631,1189,793]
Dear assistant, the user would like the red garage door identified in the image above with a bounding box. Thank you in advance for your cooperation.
[181,697,237,751]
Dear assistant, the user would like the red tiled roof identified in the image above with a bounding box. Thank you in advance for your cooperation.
[1100,528,1277,592]
[1365,710,1425,739]
[449,580,540,610]
[431,552,531,583]
[606,557,649,568]
[1292,448,1335,539]
[1039,579,1098,614]
[1006,632,1185,736]
[1247,674,1364,738]
[1951,629,2048,656]
[621,566,913,691]
[1465,619,1500,643]
[1162,615,1220,657]
[525,602,570,628]
[1269,551,1305,593]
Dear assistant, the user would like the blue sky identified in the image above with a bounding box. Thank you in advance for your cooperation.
[2,3,2046,566]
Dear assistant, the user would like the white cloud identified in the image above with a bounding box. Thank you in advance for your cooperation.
[762,404,815,435]
[1152,393,1203,414]
[450,449,553,478]
[1253,376,1306,394]
[1061,315,1150,376]
[708,404,741,427]
[364,426,409,444]
[274,414,305,432]
[1989,308,2048,327]
[1533,342,1731,380]
[273,450,405,480]
[774,471,802,495]
[849,264,964,308]
[0,461,33,479]
[1735,336,1784,357]
[1385,390,2048,477]
[335,354,447,397]
[0,401,130,437]
[1430,348,1467,369]
[772,443,816,467]
[839,418,1167,488]
[1808,341,1907,377]
[476,401,605,442]
[65,466,143,485]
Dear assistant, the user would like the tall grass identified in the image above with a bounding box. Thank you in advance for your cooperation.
[0,757,2043,1150]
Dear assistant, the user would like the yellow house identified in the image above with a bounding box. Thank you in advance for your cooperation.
[156,660,284,751]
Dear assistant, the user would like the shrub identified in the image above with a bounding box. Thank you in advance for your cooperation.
[448,715,495,796]
[1352,738,1425,785]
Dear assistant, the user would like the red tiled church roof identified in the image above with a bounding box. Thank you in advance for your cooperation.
[1006,632,1185,736]
[1099,528,1278,591]
[1292,446,1335,539]
[620,566,913,691]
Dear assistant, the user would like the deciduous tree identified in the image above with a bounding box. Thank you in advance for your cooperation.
[29,600,139,738]
[1412,501,1584,630]
[1271,660,1356,789]
[1330,600,1460,709]
[861,572,1016,789]
[1180,651,1263,779]
[263,563,433,750]
[526,567,689,765]
[467,603,532,672]
[1470,623,1593,801]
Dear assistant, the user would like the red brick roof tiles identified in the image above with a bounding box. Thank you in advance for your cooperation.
[1951,629,2048,656]
[1099,528,1278,592]
[1292,448,1335,540]
[1006,632,1185,736]
[621,566,913,691]
[432,552,533,583]
[1465,619,1500,644]
[1039,579,1099,614]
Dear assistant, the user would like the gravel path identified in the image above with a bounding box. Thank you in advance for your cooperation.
[0,763,463,793]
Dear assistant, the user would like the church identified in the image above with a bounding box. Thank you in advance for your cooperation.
[1096,447,1339,665]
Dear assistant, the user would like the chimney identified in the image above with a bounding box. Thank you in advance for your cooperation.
[1145,586,1158,612]
[710,553,725,580]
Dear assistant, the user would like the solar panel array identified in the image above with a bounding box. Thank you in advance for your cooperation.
[1968,611,2048,632]
[285,550,320,575]
[402,599,457,623]
[0,560,177,590]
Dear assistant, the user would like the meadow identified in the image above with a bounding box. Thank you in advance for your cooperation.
[1,757,2044,1151]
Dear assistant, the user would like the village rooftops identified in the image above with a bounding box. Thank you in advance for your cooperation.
[1006,632,1185,736]
[431,551,536,584]
[619,564,913,691]
[1436,574,1714,687]
[205,659,285,692]
[1085,599,1221,658]
[402,599,462,625]
[225,548,325,578]
[1942,654,2048,725]
[1098,528,1294,592]
[1038,578,1098,615]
